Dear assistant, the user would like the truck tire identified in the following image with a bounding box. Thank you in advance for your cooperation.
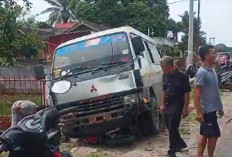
[61,151,73,157]
[148,94,165,134]
[104,134,135,146]
[136,94,165,136]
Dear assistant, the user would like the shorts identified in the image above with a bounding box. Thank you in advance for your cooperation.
[200,111,221,137]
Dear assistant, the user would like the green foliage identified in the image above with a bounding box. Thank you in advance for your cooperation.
[226,47,232,53]
[214,43,227,52]
[85,152,108,157]
[163,45,181,57]
[0,152,8,157]
[178,11,206,53]
[36,21,52,28]
[166,11,207,56]
[41,0,76,25]
[169,11,206,55]
[0,3,23,65]
[0,94,43,115]
[167,18,182,42]
[13,32,45,58]
[70,0,169,37]
[0,1,45,65]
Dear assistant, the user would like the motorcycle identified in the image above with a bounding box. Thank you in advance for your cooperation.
[217,61,232,85]
[0,106,77,157]
[185,65,198,78]
[218,70,232,85]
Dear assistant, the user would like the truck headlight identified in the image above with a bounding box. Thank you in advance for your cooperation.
[124,94,139,105]
[51,80,71,94]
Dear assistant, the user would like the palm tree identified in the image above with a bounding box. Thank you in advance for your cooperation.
[179,11,206,53]
[41,0,76,25]
[168,19,182,42]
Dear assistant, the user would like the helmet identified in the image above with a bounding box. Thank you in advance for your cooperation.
[11,100,37,126]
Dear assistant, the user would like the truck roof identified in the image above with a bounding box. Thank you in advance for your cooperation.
[56,26,155,50]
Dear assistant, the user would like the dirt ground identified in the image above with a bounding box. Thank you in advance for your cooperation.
[61,91,232,157]
[1,91,231,157]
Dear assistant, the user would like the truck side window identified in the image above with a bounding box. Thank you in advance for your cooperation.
[157,47,163,58]
[147,42,161,63]
[144,41,155,63]
[130,33,144,58]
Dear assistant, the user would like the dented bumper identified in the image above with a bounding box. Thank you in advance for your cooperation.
[61,107,134,138]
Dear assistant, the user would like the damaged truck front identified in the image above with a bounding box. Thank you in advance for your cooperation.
[35,27,164,138]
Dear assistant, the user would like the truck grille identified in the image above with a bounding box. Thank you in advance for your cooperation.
[68,96,126,118]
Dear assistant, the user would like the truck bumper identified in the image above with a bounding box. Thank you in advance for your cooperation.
[61,108,134,138]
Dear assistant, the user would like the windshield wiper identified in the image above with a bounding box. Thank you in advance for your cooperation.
[101,61,128,66]
[58,66,92,80]
[91,61,130,74]
[91,64,108,74]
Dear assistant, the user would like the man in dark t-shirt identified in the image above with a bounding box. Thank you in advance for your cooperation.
[160,56,191,157]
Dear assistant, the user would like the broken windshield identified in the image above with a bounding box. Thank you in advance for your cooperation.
[53,33,132,70]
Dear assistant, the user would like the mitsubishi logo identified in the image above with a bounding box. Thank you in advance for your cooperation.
[90,85,97,92]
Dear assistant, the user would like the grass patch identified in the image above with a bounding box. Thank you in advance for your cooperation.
[85,152,109,157]
[184,112,197,122]
[0,152,8,157]
[180,127,190,135]
[0,94,43,115]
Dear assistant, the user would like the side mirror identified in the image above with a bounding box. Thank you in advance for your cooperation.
[131,36,145,56]
[34,64,45,80]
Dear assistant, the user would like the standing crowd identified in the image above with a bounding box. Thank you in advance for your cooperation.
[160,45,232,157]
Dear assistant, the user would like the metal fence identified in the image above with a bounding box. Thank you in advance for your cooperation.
[0,76,46,130]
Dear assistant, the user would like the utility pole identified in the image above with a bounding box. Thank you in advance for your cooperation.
[148,28,150,37]
[197,0,201,53]
[186,0,194,68]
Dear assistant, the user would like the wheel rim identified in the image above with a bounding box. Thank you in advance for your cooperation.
[158,111,165,131]
[150,96,165,132]
[150,97,160,131]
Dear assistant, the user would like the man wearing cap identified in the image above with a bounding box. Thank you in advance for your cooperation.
[194,45,224,157]
[160,56,191,157]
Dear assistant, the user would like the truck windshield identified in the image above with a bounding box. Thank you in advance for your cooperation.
[54,33,132,69]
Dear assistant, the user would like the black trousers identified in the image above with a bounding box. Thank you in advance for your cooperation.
[165,111,187,152]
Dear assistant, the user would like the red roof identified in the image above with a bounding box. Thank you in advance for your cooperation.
[54,22,77,29]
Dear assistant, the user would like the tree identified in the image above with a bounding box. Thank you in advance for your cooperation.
[0,0,44,65]
[18,15,52,29]
[13,32,45,59]
[178,11,206,54]
[0,2,23,65]
[167,18,182,42]
[214,44,227,53]
[226,47,232,53]
[70,0,169,37]
[41,0,76,25]
[36,21,52,29]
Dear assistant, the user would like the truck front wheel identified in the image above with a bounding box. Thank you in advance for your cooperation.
[148,95,165,134]
[135,94,165,136]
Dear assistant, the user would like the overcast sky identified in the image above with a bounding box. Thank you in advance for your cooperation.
[27,0,232,47]
[168,0,232,47]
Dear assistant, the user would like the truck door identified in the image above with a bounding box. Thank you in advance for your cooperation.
[143,41,163,105]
